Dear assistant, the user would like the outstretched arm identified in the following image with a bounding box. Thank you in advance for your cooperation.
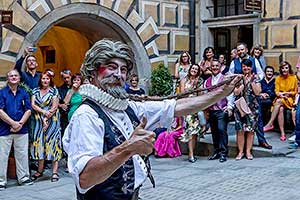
[174,74,242,116]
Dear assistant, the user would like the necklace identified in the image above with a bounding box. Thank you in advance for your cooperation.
[79,84,129,111]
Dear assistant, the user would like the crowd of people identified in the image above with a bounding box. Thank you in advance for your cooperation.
[154,42,300,163]
[0,47,87,189]
[0,39,300,200]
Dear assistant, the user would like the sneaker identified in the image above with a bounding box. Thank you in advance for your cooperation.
[19,178,33,186]
[0,184,6,190]
[288,135,296,143]
[289,142,300,149]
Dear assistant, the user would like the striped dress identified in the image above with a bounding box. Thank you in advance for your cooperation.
[31,87,62,161]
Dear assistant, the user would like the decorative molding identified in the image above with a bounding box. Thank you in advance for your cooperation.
[260,26,268,49]
[179,4,189,28]
[3,24,27,37]
[162,3,178,27]
[141,1,160,26]
[203,14,260,28]
[145,40,159,59]
[157,30,170,54]
[261,0,283,22]
[137,16,160,46]
[272,25,297,49]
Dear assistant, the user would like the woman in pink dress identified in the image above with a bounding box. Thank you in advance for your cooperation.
[154,117,184,158]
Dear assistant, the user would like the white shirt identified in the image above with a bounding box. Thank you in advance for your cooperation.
[229,56,264,80]
[63,99,176,194]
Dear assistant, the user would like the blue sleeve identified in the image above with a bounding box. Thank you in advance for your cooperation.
[23,90,32,111]
[0,90,4,109]
[14,56,25,75]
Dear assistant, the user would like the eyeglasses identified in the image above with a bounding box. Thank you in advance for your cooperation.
[27,59,36,62]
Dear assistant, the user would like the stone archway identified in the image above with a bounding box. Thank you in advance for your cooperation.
[0,1,161,81]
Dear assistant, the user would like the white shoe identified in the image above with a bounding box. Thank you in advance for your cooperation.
[288,135,296,142]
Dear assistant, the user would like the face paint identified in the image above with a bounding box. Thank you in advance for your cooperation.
[98,66,107,75]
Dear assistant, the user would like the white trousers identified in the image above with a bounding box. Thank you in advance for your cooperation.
[0,134,30,186]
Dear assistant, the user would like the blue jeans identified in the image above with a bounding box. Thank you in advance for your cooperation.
[256,97,267,144]
[294,104,300,145]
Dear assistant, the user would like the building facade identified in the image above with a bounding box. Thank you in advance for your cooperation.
[0,0,299,84]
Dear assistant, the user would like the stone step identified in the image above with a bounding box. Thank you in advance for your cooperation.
[179,121,298,158]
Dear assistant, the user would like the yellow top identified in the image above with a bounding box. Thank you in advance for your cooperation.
[274,74,298,109]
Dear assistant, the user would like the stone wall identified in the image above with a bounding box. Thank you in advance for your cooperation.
[1,0,299,78]
[260,0,300,71]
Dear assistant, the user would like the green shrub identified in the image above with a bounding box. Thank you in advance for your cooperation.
[149,63,173,96]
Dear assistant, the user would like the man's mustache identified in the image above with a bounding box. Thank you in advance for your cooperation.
[100,76,123,85]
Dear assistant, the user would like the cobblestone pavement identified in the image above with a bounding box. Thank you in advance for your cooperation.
[2,155,300,200]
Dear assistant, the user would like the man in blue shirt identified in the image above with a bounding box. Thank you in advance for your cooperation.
[14,47,41,90]
[0,69,33,190]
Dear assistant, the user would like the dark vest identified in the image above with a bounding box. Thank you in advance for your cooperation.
[77,99,140,200]
[233,56,257,74]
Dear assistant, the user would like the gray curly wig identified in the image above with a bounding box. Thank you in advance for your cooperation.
[80,39,135,78]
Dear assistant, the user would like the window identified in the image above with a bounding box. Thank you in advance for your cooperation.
[46,50,55,64]
[214,0,249,17]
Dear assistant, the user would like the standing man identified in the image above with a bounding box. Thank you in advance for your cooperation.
[290,62,300,149]
[58,69,72,134]
[229,42,272,149]
[14,47,41,90]
[0,70,32,190]
[204,58,231,162]
[229,43,264,80]
[63,39,241,200]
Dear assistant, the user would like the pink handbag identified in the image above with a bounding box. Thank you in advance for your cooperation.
[234,97,251,117]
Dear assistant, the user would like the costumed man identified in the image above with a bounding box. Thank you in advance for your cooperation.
[228,42,272,149]
[204,58,231,162]
[62,39,242,200]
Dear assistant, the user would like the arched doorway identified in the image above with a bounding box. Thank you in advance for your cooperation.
[19,3,151,85]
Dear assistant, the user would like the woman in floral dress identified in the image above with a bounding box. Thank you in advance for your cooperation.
[179,64,203,163]
[234,59,261,160]
[31,71,62,182]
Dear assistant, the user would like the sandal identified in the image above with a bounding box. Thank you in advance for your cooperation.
[235,153,244,160]
[31,171,43,181]
[51,173,59,182]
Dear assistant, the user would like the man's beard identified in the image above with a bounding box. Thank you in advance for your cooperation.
[98,76,128,100]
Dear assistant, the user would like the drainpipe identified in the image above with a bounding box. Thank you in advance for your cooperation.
[189,0,196,64]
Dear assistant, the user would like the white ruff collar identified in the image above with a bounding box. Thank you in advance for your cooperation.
[79,84,129,111]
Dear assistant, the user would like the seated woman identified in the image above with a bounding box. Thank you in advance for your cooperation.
[125,74,145,95]
[263,61,298,141]
[259,66,276,125]
[234,59,261,160]
[154,117,184,158]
